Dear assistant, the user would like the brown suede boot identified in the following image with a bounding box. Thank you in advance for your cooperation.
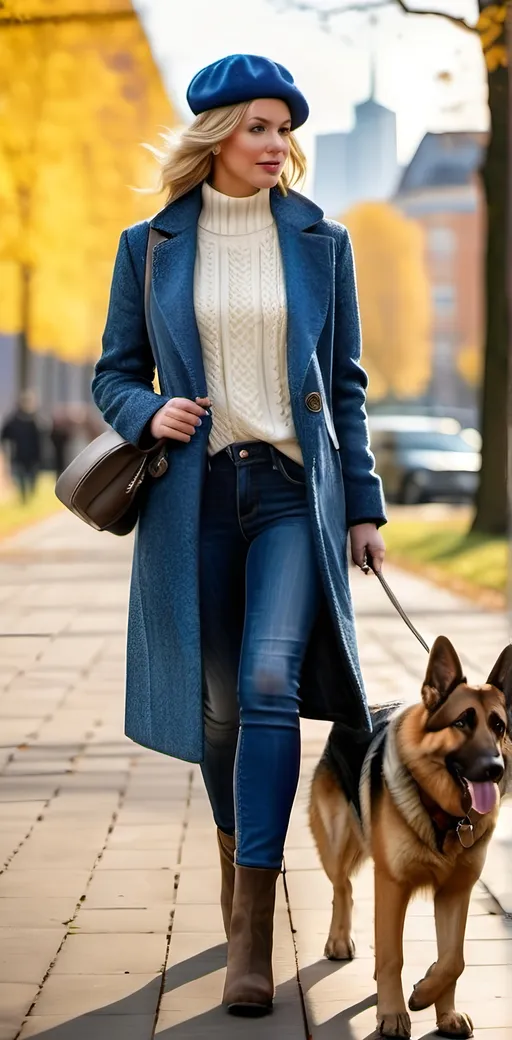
[216,829,236,940]
[222,865,280,1016]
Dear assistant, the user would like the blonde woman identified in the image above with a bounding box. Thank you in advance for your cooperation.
[92,53,386,1017]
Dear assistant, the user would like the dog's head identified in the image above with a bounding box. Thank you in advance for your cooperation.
[416,636,512,816]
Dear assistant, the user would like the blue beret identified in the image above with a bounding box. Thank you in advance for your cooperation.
[186,53,309,131]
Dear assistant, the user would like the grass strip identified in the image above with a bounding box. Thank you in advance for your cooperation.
[384,513,507,606]
[0,473,62,540]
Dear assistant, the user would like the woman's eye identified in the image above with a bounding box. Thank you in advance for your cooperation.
[279,128,291,135]
[250,125,265,133]
[453,718,466,729]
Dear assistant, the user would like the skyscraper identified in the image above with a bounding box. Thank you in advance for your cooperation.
[313,68,399,218]
[313,132,350,221]
[349,96,398,206]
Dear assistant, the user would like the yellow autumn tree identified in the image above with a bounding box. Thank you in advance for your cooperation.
[457,343,483,386]
[0,1,175,377]
[340,202,432,401]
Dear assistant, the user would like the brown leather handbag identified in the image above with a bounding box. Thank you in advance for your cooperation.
[55,227,168,536]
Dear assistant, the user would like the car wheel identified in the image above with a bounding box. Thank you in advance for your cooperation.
[400,472,427,505]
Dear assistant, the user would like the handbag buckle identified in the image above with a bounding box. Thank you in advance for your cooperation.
[148,451,168,479]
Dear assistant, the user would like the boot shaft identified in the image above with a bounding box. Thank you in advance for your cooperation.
[223,865,281,1015]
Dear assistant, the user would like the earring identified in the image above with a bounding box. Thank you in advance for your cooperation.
[212,146,220,156]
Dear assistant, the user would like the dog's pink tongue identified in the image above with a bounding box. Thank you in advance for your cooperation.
[466,781,498,815]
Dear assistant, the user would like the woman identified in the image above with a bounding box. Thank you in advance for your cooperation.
[92,53,386,1017]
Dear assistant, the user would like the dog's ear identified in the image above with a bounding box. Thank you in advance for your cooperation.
[422,636,465,713]
[487,645,512,714]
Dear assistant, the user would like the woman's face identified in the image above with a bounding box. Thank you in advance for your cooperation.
[212,98,292,196]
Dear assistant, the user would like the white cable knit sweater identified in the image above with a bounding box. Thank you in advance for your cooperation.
[194,181,302,465]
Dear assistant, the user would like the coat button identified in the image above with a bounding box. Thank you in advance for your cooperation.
[305,392,323,413]
[239,449,249,459]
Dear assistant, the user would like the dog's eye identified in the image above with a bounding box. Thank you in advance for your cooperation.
[452,709,475,730]
[490,714,506,737]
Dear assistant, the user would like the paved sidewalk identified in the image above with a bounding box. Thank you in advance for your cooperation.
[0,512,510,1040]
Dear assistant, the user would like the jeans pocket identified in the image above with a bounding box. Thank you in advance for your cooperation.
[274,453,306,486]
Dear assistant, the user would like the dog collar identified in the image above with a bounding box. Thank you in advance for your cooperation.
[419,790,475,851]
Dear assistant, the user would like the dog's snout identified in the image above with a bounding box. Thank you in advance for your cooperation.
[483,759,504,783]
[464,754,504,784]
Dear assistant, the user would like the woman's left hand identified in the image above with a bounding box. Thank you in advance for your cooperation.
[349,523,386,573]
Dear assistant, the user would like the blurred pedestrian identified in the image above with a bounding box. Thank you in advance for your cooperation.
[92,54,386,1017]
[0,390,43,502]
[49,405,72,477]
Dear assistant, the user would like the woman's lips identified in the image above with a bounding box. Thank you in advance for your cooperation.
[257,162,281,172]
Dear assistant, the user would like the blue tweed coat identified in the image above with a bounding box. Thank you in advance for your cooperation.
[92,184,386,763]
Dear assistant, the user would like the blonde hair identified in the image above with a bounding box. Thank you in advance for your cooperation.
[150,103,307,203]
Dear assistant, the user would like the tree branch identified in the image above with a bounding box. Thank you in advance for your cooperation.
[0,10,135,27]
[272,0,476,33]
[393,0,476,33]
[277,0,390,13]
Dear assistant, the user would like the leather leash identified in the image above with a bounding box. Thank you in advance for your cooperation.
[363,553,430,655]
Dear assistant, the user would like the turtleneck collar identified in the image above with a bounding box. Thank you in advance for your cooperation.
[198,180,274,235]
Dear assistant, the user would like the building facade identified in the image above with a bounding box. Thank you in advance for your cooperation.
[394,131,486,418]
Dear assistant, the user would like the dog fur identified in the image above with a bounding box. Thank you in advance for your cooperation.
[309,636,512,1039]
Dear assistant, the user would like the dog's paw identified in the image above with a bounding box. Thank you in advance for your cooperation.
[436,1011,474,1038]
[377,1011,412,1037]
[324,934,355,960]
[408,963,437,1011]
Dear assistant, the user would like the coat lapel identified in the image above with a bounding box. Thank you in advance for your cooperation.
[271,188,333,395]
[149,187,208,397]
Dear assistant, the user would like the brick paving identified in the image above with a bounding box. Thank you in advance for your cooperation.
[0,511,510,1039]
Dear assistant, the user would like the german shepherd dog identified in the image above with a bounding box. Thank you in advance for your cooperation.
[310,636,512,1039]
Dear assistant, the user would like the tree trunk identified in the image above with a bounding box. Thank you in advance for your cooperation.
[16,265,31,396]
[471,62,509,535]
[507,1,512,608]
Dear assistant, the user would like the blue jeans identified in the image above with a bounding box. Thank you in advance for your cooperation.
[199,441,322,870]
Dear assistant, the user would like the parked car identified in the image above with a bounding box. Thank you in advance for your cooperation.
[368,415,481,505]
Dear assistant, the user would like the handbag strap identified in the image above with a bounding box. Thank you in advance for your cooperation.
[142,225,169,473]
[144,226,167,352]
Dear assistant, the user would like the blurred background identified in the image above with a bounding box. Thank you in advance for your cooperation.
[0,0,509,605]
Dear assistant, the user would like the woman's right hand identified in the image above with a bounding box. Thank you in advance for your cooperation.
[150,397,210,443]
